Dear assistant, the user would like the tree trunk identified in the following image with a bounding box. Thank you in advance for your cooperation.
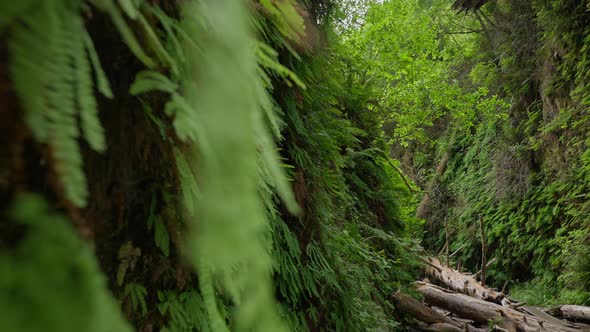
[479,216,487,286]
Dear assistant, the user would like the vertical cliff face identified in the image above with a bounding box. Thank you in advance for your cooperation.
[412,0,590,305]
[0,1,421,331]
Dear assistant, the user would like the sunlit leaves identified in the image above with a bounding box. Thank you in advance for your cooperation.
[336,0,509,146]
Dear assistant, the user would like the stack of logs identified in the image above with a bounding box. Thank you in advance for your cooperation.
[394,257,590,332]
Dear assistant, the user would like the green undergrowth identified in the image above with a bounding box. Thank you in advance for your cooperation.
[412,0,590,307]
[0,194,131,332]
[0,0,421,331]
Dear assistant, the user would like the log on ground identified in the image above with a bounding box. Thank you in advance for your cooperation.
[417,282,589,332]
[393,291,487,331]
[392,291,460,327]
[556,305,590,324]
[424,257,505,304]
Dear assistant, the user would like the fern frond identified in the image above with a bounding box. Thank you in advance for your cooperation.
[158,290,211,331]
[258,0,304,41]
[9,1,57,142]
[257,119,301,215]
[174,148,200,217]
[83,29,113,98]
[118,0,140,19]
[176,1,292,330]
[137,11,178,75]
[147,5,186,66]
[123,283,148,315]
[198,264,229,332]
[130,70,178,95]
[9,0,114,206]
[74,14,106,152]
[154,218,170,257]
[46,1,88,207]
[91,0,156,68]
[3,194,132,332]
[257,41,306,89]
[165,93,206,143]
[130,71,206,143]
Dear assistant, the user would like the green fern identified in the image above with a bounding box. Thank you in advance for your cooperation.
[8,0,115,207]
[7,0,179,207]
[146,194,171,257]
[158,290,212,332]
[130,70,178,94]
[123,283,148,316]
[83,29,114,98]
[74,14,106,152]
[92,0,156,68]
[0,194,132,332]
[118,0,142,19]
[174,148,200,217]
[130,71,206,142]
[174,1,303,330]
[154,218,171,257]
[146,4,186,65]
[137,11,178,75]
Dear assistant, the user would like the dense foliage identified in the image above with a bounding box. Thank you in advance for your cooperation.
[399,0,590,306]
[0,0,421,331]
[1,0,589,331]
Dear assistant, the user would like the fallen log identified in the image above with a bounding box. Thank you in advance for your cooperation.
[551,305,590,324]
[521,306,578,328]
[393,291,488,331]
[424,257,506,304]
[392,291,460,327]
[561,305,590,324]
[416,282,589,332]
[419,322,464,332]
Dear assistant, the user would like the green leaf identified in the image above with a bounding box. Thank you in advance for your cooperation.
[154,218,170,257]
[130,70,178,95]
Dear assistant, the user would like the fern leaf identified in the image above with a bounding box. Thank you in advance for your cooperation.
[118,0,139,19]
[154,218,170,257]
[8,1,58,142]
[74,14,106,152]
[124,283,148,315]
[46,3,88,207]
[257,121,301,215]
[165,93,207,143]
[147,5,186,66]
[173,148,200,217]
[83,29,113,98]
[3,194,132,332]
[255,73,283,138]
[91,0,156,68]
[8,0,115,206]
[178,1,291,330]
[258,0,304,41]
[130,70,178,95]
[137,11,178,75]
[257,41,306,89]
[198,264,229,332]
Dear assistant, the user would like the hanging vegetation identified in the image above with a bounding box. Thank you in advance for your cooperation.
[1,0,589,331]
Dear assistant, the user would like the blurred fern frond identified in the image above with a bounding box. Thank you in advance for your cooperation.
[8,0,114,206]
[0,194,132,331]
